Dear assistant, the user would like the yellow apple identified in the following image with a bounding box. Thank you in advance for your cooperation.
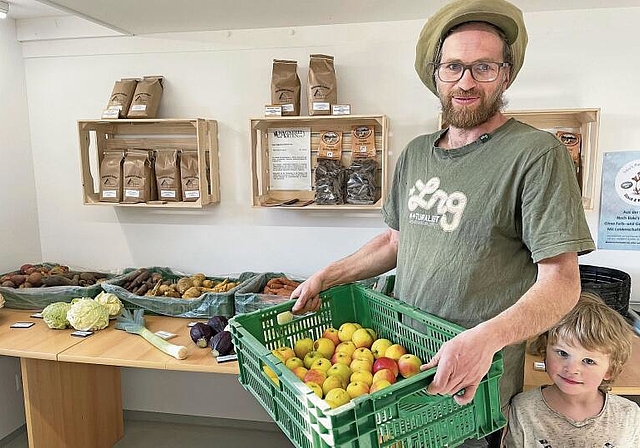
[313,337,336,359]
[372,368,397,385]
[350,370,374,387]
[370,379,392,393]
[263,365,279,386]
[338,322,358,342]
[306,381,323,398]
[285,356,304,370]
[326,363,352,386]
[274,346,296,362]
[350,358,373,373]
[397,354,422,378]
[322,375,344,396]
[351,328,374,349]
[324,388,350,409]
[370,338,392,359]
[304,368,327,386]
[322,327,341,346]
[346,381,370,399]
[330,351,352,366]
[310,358,332,374]
[385,344,407,361]
[303,350,324,369]
[335,341,357,358]
[291,366,308,381]
[351,347,374,363]
[293,337,314,359]
[365,328,377,340]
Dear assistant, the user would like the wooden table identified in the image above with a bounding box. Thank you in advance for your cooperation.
[0,309,240,448]
[523,333,640,396]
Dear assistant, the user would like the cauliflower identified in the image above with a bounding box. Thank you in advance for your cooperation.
[94,291,123,318]
[42,302,72,329]
[66,298,110,331]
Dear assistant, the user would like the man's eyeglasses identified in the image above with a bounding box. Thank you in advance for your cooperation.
[432,61,511,83]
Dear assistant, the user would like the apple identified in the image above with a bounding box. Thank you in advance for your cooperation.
[324,388,350,409]
[304,368,327,386]
[291,366,308,381]
[322,327,341,346]
[372,368,397,385]
[397,354,422,378]
[365,328,377,340]
[370,338,392,359]
[294,337,314,359]
[263,365,279,386]
[370,379,392,393]
[326,363,352,386]
[351,347,374,363]
[338,322,359,342]
[330,351,352,366]
[303,351,324,369]
[335,341,357,358]
[351,328,374,349]
[313,337,336,359]
[385,344,407,361]
[306,381,323,398]
[350,358,373,373]
[350,370,374,387]
[322,375,344,396]
[285,356,304,370]
[372,357,399,377]
[274,346,295,362]
[346,381,370,399]
[310,358,332,374]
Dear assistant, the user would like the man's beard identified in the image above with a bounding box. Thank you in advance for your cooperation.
[440,85,507,129]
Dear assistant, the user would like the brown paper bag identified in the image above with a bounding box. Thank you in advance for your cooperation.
[271,59,301,116]
[127,76,164,118]
[308,54,337,116]
[102,78,139,119]
[180,151,200,202]
[123,149,156,203]
[155,150,182,202]
[99,150,124,202]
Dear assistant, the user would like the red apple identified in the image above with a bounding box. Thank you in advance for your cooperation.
[372,357,399,377]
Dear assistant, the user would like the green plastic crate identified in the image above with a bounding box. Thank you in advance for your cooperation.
[229,283,505,448]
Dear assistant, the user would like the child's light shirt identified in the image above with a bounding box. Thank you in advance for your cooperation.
[504,386,640,447]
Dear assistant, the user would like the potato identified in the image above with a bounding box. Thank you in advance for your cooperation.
[27,272,43,287]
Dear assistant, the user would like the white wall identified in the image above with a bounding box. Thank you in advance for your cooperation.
[0,17,40,440]
[6,6,640,424]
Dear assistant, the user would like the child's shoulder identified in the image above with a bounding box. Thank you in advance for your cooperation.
[510,387,544,408]
[606,393,640,416]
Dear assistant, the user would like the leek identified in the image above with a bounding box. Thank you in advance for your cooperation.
[115,308,188,360]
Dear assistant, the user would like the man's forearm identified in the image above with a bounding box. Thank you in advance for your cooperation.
[476,252,581,352]
[315,228,399,290]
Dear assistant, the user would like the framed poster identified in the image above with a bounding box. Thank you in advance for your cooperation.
[598,151,640,250]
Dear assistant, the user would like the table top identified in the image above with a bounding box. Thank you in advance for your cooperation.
[0,308,240,374]
[523,333,640,396]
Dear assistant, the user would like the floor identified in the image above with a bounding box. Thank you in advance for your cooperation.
[0,417,295,448]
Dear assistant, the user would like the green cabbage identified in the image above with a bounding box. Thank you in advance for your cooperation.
[42,302,72,329]
[94,291,123,318]
[66,298,109,331]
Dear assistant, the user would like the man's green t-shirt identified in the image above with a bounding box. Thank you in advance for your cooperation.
[382,118,595,404]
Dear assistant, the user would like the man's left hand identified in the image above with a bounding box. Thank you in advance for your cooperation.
[420,326,498,405]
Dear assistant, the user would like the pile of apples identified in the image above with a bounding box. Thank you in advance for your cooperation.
[263,322,422,410]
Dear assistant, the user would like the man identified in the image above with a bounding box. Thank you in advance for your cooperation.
[292,0,594,444]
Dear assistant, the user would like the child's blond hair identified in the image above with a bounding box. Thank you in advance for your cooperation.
[531,291,633,390]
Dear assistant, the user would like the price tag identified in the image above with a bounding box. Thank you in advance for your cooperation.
[216,354,238,363]
[188,321,204,327]
[533,361,546,371]
[11,322,35,329]
[264,105,282,117]
[30,312,43,319]
[331,104,351,115]
[101,108,120,119]
[155,330,177,340]
[71,330,94,338]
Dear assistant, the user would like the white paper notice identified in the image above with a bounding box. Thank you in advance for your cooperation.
[268,127,312,190]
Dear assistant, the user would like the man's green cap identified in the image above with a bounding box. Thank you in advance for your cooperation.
[415,0,528,96]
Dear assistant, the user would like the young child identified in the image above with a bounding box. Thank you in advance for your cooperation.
[503,292,639,447]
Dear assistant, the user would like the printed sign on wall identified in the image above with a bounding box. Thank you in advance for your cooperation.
[598,151,640,250]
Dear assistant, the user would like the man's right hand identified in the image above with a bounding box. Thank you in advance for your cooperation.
[291,276,324,314]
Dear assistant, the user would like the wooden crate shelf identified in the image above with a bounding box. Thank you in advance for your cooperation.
[250,114,389,210]
[78,118,219,208]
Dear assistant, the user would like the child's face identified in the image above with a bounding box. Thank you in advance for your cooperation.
[545,337,612,395]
